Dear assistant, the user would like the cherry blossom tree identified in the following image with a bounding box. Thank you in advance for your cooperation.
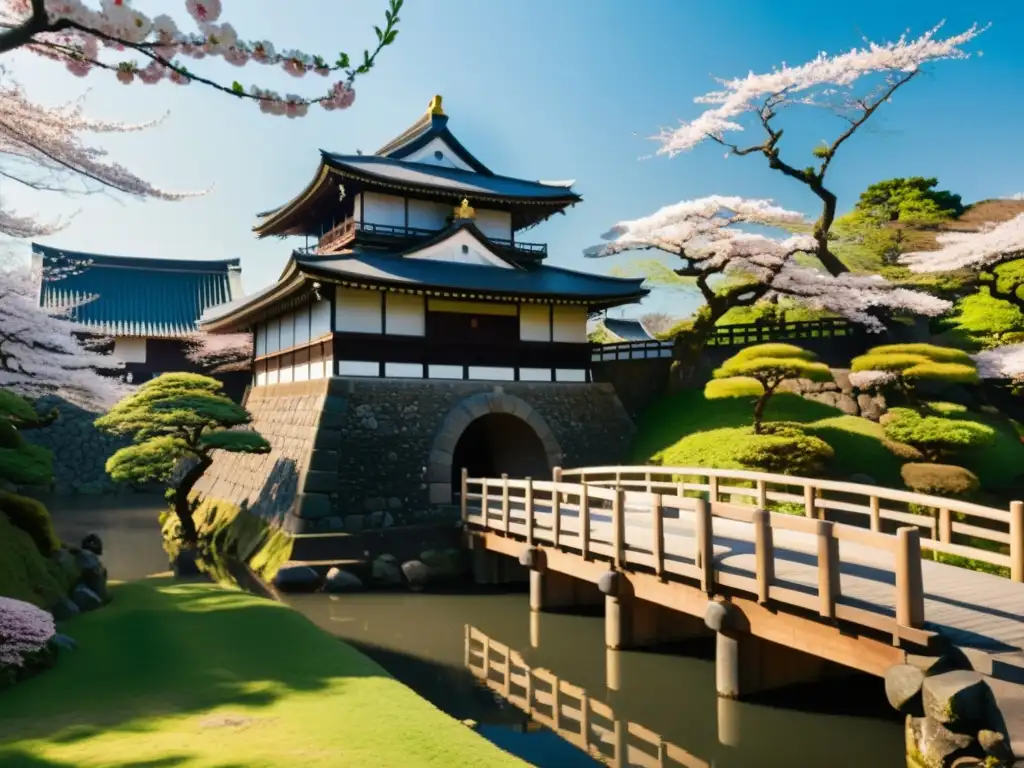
[0,0,402,117]
[973,342,1024,380]
[586,196,950,375]
[651,23,986,277]
[0,255,128,410]
[900,213,1024,312]
[183,331,252,373]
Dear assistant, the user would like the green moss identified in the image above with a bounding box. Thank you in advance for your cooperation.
[0,512,71,608]
[0,491,60,556]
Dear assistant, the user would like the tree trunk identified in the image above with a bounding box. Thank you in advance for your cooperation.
[173,456,212,545]
[753,393,769,434]
[668,309,719,391]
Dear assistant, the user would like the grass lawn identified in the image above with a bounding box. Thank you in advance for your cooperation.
[631,389,1024,498]
[0,578,526,768]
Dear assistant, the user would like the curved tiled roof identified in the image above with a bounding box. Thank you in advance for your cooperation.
[33,243,241,338]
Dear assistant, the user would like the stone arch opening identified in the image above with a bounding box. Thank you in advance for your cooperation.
[427,391,563,505]
[450,413,550,491]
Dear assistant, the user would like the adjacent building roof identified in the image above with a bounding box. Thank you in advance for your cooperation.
[200,224,647,332]
[33,243,243,338]
[603,318,655,342]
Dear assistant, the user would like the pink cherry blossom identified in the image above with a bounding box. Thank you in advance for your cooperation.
[185,0,221,24]
[588,196,951,332]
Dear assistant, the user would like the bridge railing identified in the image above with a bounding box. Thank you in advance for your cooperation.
[465,624,709,768]
[591,318,859,362]
[559,465,1022,583]
[459,471,937,645]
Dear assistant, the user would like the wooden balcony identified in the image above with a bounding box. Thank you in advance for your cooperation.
[315,218,547,260]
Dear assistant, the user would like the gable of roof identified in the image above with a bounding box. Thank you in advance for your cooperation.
[33,243,242,338]
[374,97,492,175]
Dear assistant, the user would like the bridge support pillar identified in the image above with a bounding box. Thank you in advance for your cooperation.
[599,570,709,650]
[521,547,602,613]
[470,543,527,586]
[705,600,837,700]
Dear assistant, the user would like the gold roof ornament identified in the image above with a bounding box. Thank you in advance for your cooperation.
[428,94,445,116]
[453,198,476,220]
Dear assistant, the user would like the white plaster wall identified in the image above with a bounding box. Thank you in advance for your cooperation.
[403,136,473,171]
[279,362,294,384]
[310,297,331,337]
[362,191,405,227]
[405,228,512,269]
[468,366,515,381]
[385,293,425,336]
[255,323,268,357]
[474,209,512,241]
[279,309,295,349]
[428,364,463,380]
[407,199,449,230]
[338,360,379,377]
[335,286,382,333]
[293,305,311,344]
[519,368,552,382]
[266,356,279,386]
[519,304,550,342]
[384,362,423,378]
[111,337,148,364]
[556,368,587,382]
[552,306,587,343]
[265,317,281,353]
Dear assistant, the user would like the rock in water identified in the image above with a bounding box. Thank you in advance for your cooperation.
[371,554,402,585]
[906,716,981,768]
[401,560,432,591]
[922,671,988,729]
[80,533,103,556]
[977,729,1012,764]
[69,584,103,612]
[324,567,363,593]
[886,664,926,715]
[271,564,322,592]
[419,548,464,577]
[49,597,80,621]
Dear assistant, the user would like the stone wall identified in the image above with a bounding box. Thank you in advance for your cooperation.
[20,396,133,495]
[779,368,887,421]
[195,377,637,536]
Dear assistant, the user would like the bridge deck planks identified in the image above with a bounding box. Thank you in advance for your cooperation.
[469,498,1024,658]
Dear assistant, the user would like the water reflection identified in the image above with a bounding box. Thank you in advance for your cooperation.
[286,591,904,768]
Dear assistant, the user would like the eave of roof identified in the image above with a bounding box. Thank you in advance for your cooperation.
[33,243,241,273]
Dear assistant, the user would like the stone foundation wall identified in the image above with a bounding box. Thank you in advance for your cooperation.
[20,396,133,495]
[195,377,637,536]
[779,368,887,421]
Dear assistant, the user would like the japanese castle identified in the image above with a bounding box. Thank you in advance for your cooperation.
[200,95,648,384]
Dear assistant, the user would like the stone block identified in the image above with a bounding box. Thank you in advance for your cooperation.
[303,470,339,494]
[296,493,333,519]
[905,716,980,767]
[923,670,989,728]
[308,449,338,472]
[343,514,365,533]
[318,411,347,429]
[427,448,453,470]
[428,482,452,504]
[313,429,342,450]
[885,664,925,715]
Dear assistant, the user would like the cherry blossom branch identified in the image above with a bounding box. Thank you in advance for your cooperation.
[0,0,404,117]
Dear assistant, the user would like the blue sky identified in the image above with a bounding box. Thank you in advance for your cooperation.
[7,0,1024,319]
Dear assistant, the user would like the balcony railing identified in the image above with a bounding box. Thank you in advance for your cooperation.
[315,218,547,258]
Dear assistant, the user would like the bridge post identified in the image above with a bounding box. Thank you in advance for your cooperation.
[1011,500,1023,583]
[599,570,708,650]
[895,527,925,629]
[519,547,599,614]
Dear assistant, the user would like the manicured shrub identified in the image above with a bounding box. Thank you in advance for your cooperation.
[881,439,925,462]
[732,424,835,476]
[0,490,60,556]
[709,344,833,433]
[0,595,57,689]
[901,463,980,497]
[881,407,995,462]
[850,343,979,408]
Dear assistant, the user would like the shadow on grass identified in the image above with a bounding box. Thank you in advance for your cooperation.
[0,579,384,745]
[0,751,249,768]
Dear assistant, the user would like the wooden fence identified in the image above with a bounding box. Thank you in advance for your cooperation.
[465,625,708,768]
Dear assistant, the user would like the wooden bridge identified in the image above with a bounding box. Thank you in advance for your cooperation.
[460,465,1024,699]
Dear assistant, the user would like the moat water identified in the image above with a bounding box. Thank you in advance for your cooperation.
[48,496,905,767]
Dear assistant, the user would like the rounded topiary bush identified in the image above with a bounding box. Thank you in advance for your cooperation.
[0,596,58,689]
[881,439,925,462]
[901,463,980,497]
[0,490,60,556]
[881,407,995,462]
[733,424,835,476]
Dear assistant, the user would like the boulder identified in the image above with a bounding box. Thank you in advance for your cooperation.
[49,596,80,621]
[906,716,981,768]
[923,671,989,729]
[50,633,78,652]
[80,533,103,556]
[272,564,322,592]
[324,567,363,593]
[977,730,1012,764]
[74,549,102,575]
[371,554,402,585]
[69,584,103,612]
[419,548,464,578]
[886,664,926,715]
[401,559,433,591]
[51,548,80,583]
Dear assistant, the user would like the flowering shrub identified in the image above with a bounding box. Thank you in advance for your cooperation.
[0,596,57,686]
